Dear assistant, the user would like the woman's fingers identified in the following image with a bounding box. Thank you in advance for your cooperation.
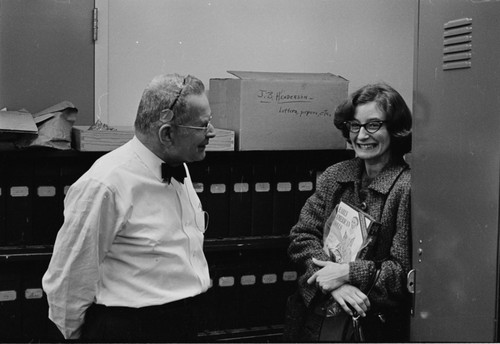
[336,298,355,316]
[311,257,329,267]
[306,272,317,285]
[332,285,371,317]
[344,294,369,317]
[307,258,329,284]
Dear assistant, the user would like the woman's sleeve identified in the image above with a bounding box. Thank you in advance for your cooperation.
[288,168,336,306]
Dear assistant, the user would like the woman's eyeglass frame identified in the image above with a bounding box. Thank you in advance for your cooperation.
[344,120,386,134]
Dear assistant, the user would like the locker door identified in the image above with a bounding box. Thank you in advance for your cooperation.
[0,0,95,125]
[411,0,500,342]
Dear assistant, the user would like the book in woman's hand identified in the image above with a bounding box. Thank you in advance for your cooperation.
[323,201,377,263]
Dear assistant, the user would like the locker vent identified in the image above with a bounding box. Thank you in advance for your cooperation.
[443,17,472,70]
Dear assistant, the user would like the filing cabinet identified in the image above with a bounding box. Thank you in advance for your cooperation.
[0,148,353,342]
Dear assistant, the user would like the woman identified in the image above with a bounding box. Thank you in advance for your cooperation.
[287,83,412,342]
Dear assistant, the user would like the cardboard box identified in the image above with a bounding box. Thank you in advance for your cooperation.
[72,126,235,152]
[209,71,348,151]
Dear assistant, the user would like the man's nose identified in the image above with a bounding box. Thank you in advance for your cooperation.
[206,123,216,138]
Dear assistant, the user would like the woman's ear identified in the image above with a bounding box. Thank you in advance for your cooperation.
[158,124,173,145]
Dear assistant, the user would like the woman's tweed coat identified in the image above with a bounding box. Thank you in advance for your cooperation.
[288,157,411,310]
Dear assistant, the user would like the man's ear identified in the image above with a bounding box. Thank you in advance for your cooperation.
[158,124,173,145]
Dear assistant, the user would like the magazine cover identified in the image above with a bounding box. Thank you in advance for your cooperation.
[323,201,376,263]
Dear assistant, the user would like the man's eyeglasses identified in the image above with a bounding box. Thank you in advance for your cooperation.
[159,77,186,122]
[175,116,214,134]
[344,120,386,134]
[169,77,186,111]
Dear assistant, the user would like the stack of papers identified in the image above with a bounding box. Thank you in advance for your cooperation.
[72,126,235,152]
[72,126,134,151]
[206,129,234,151]
[0,110,38,134]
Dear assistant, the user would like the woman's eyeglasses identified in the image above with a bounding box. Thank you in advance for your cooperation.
[344,120,386,134]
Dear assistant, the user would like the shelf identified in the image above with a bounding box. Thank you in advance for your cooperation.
[204,235,289,252]
[0,146,105,159]
[0,245,53,262]
[0,236,289,261]
[201,149,354,168]
[197,324,284,342]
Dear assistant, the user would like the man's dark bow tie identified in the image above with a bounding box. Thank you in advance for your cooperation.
[161,163,186,184]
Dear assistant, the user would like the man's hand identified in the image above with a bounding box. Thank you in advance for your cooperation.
[306,257,349,293]
[331,284,371,317]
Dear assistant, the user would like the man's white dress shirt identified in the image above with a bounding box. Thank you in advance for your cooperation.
[42,136,210,339]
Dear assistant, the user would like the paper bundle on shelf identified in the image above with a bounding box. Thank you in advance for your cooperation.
[72,126,234,152]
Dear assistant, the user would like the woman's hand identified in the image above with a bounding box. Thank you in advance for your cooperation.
[331,284,371,317]
[306,257,349,293]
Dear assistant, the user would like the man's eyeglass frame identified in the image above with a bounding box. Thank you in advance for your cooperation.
[159,77,186,123]
[174,116,214,134]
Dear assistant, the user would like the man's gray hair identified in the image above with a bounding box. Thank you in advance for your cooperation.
[134,74,205,135]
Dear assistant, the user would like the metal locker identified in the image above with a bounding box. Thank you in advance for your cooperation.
[411,0,500,342]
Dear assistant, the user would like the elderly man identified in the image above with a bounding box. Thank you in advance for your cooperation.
[43,74,215,342]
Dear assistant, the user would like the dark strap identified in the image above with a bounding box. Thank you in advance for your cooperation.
[366,268,381,296]
[347,166,406,341]
[362,164,408,286]
[352,315,365,342]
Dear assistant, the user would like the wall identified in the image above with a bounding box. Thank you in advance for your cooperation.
[96,0,416,126]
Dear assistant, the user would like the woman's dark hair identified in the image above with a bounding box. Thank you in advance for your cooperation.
[334,82,412,157]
